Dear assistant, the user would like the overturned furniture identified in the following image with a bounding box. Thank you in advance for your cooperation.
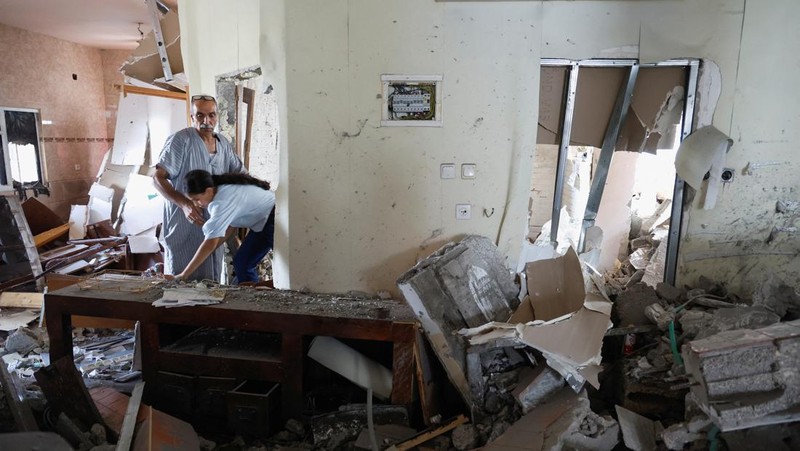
[397,235,520,411]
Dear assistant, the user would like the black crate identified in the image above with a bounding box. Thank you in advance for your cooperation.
[227,381,280,437]
[155,371,195,419]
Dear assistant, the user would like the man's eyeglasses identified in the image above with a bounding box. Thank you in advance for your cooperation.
[191,95,216,102]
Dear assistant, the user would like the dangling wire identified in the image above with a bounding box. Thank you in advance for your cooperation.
[137,22,144,42]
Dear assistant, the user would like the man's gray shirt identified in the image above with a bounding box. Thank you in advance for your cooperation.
[156,127,244,281]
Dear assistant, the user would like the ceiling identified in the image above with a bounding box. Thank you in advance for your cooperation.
[0,0,178,50]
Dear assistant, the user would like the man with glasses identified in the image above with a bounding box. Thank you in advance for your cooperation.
[153,94,244,281]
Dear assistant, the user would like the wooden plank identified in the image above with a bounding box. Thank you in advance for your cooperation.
[0,292,43,309]
[414,330,441,426]
[34,224,69,248]
[242,87,255,168]
[0,356,39,431]
[123,84,188,101]
[116,382,145,451]
[388,415,468,451]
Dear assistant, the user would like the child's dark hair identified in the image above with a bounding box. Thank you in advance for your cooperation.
[185,170,270,194]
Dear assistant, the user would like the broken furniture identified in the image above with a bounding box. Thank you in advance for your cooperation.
[44,282,417,423]
[397,235,520,412]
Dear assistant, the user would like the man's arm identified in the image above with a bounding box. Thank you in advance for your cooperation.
[176,236,226,280]
[153,166,205,225]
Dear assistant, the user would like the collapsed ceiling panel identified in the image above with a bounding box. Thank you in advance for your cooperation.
[121,10,183,88]
[617,67,687,153]
[571,67,626,148]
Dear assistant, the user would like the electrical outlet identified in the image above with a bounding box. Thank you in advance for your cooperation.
[456,204,471,220]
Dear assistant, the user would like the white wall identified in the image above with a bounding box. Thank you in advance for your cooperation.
[263,0,540,294]
[679,0,800,294]
[178,0,261,96]
[180,0,799,297]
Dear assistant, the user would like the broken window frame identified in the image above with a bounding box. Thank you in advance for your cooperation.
[540,58,700,286]
[0,107,46,190]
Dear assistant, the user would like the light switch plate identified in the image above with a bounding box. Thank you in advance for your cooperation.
[440,163,456,179]
[461,163,476,179]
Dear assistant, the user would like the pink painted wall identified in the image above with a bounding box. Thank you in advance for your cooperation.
[0,23,123,219]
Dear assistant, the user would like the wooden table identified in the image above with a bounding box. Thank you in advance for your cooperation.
[45,282,418,420]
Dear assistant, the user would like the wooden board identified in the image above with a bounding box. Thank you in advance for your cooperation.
[0,292,43,309]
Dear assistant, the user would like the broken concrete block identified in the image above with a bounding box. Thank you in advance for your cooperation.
[5,328,40,355]
[751,274,800,318]
[644,303,674,331]
[678,309,714,339]
[512,365,565,414]
[452,424,479,450]
[662,423,704,450]
[613,283,660,327]
[656,282,685,304]
[705,307,781,338]
[683,319,800,431]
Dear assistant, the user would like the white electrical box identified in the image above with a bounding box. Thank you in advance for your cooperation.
[381,75,443,127]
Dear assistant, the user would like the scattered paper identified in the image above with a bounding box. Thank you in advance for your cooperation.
[0,310,40,332]
[153,288,224,308]
[68,205,89,240]
[128,235,161,254]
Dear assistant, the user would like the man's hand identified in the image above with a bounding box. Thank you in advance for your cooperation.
[182,200,206,226]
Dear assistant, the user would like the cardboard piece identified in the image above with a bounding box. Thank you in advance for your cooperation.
[525,247,585,322]
[462,247,612,390]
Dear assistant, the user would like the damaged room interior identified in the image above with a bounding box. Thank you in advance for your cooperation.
[0,0,798,450]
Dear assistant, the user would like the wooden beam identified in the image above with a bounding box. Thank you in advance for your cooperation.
[0,358,38,431]
[0,292,43,309]
[34,224,69,248]
[122,84,187,101]
[388,415,468,451]
[116,382,145,451]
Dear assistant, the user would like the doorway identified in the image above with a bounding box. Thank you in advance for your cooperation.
[529,59,699,287]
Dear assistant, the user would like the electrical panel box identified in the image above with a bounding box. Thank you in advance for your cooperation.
[381,75,443,127]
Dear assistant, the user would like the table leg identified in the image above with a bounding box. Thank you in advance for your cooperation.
[282,333,303,419]
[391,340,414,406]
[138,322,159,403]
[45,304,73,361]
